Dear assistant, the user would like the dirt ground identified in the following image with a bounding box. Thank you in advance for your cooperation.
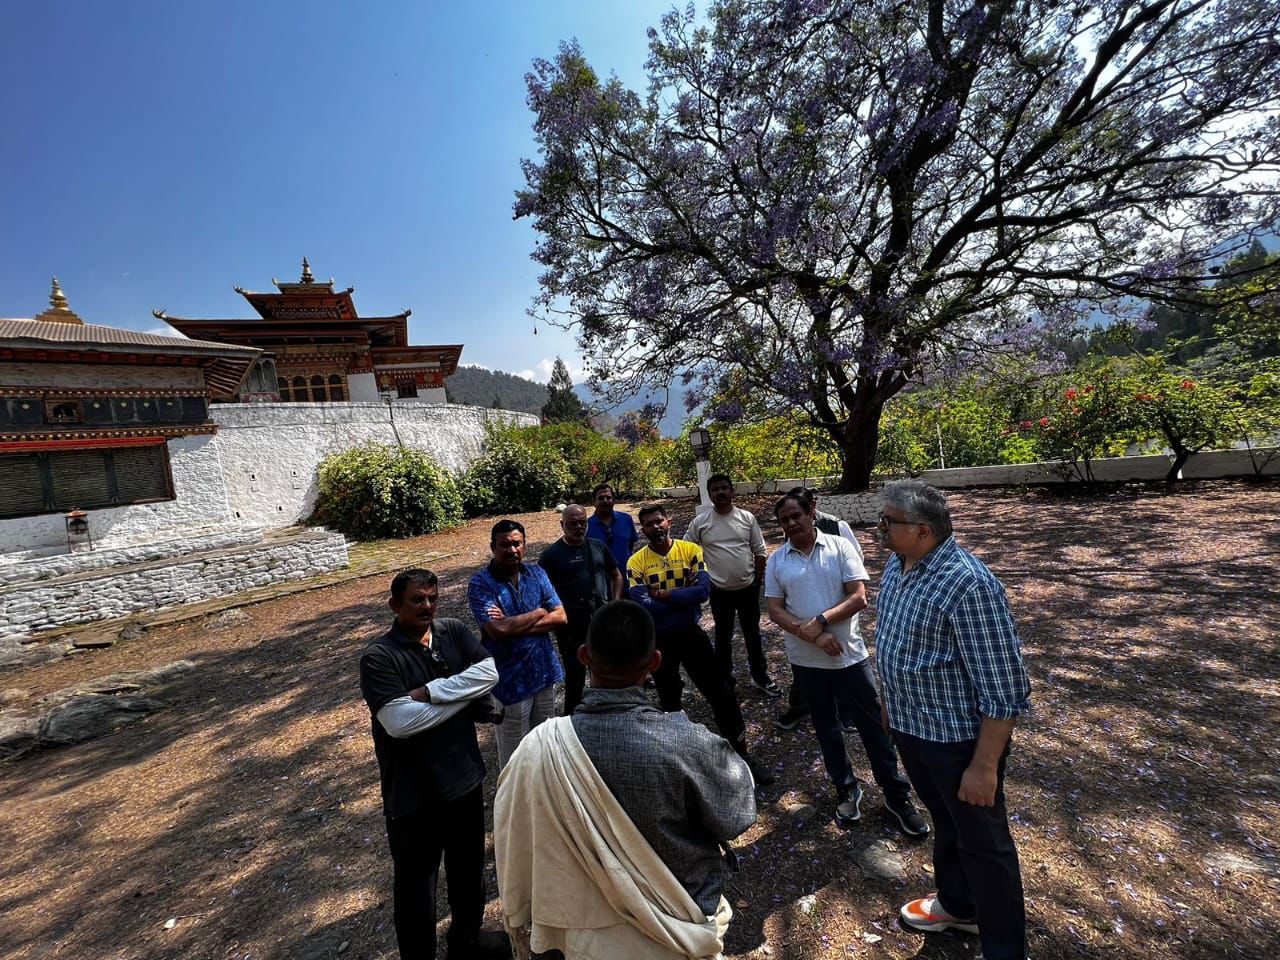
[1,481,1277,960]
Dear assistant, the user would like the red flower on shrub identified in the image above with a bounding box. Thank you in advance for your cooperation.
[1180,379,1196,390]
[1020,419,1033,430]
[1037,417,1050,427]
[1065,388,1078,400]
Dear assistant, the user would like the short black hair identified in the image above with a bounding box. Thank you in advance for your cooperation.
[391,568,438,601]
[490,518,526,548]
[592,482,614,499]
[586,600,655,672]
[774,490,814,516]
[707,473,734,488]
[787,485,817,500]
[637,504,667,523]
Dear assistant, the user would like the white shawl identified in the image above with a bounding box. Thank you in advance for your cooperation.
[494,716,731,960]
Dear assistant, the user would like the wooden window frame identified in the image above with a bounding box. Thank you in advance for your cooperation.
[0,441,175,520]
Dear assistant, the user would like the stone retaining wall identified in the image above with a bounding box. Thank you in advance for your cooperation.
[0,528,266,586]
[0,530,349,644]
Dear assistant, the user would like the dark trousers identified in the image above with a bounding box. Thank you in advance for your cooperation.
[709,583,769,682]
[791,660,912,804]
[384,786,486,960]
[894,732,1027,960]
[554,617,589,716]
[653,623,747,745]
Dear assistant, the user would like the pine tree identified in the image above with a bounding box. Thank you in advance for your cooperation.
[540,357,588,423]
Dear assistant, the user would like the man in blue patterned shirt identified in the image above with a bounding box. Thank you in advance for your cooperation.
[874,480,1031,960]
[468,518,567,770]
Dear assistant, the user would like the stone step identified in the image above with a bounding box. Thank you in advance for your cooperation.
[0,528,350,644]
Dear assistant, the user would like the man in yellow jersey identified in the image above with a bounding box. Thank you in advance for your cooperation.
[627,504,774,786]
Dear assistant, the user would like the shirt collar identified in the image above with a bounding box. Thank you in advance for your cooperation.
[901,535,958,575]
[388,620,430,649]
[577,686,653,712]
[783,531,829,557]
[486,560,532,583]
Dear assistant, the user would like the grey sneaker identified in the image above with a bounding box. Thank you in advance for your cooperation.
[751,676,783,699]
[885,799,931,837]
[835,781,864,826]
[773,706,809,731]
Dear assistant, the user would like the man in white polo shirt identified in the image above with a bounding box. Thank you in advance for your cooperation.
[764,489,928,835]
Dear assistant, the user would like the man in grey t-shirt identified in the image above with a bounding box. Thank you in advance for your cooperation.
[685,473,780,698]
[764,490,928,836]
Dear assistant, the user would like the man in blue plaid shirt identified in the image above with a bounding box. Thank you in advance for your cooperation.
[874,480,1031,960]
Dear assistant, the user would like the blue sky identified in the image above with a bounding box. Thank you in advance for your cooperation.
[0,1,677,389]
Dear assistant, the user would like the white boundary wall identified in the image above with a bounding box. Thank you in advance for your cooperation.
[0,434,237,554]
[1,403,536,553]
[211,402,537,528]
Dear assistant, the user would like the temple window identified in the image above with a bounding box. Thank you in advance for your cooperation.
[310,374,327,402]
[396,379,418,399]
[0,444,174,519]
[45,400,81,424]
[277,377,291,402]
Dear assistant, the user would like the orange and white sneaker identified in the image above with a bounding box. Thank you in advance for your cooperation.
[900,895,979,934]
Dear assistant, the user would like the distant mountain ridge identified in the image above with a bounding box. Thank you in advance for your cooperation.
[444,363,688,435]
[445,365,548,413]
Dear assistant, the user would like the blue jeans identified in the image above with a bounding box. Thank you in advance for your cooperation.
[790,659,912,804]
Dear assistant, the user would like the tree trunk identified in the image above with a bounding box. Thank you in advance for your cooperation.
[1166,446,1189,483]
[839,394,885,491]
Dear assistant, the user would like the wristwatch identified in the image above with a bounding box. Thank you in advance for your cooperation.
[815,613,829,629]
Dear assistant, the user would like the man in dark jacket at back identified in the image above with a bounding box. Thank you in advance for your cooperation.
[359,568,510,960]
[538,503,624,715]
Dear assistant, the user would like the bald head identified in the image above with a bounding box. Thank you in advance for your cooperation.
[561,503,589,546]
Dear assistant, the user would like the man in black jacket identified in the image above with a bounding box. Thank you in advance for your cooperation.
[359,568,510,960]
[538,503,624,715]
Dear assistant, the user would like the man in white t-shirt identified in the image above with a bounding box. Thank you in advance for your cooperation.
[764,490,928,835]
[685,473,781,698]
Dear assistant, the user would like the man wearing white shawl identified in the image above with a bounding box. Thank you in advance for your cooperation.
[495,599,758,960]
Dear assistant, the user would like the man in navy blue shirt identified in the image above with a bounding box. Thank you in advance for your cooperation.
[875,480,1031,960]
[468,518,567,769]
[585,482,639,570]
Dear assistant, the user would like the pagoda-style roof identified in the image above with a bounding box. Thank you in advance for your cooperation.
[1,280,262,401]
[0,319,262,401]
[154,259,463,377]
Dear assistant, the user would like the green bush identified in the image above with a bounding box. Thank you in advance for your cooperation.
[532,421,650,497]
[461,425,571,516]
[311,443,463,540]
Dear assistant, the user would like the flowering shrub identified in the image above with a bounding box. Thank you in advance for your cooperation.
[535,421,651,497]
[1022,369,1142,482]
[460,426,571,516]
[1127,362,1242,480]
[311,444,463,541]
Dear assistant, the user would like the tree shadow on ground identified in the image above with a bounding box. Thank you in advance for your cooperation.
[0,481,1276,959]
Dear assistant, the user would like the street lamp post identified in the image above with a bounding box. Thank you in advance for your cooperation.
[689,427,713,514]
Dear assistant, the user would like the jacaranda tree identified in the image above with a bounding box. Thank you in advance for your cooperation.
[517,0,1280,489]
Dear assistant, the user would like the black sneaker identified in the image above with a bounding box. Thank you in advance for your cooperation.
[773,706,809,731]
[885,799,931,837]
[750,676,783,699]
[835,781,864,827]
[742,752,776,786]
[445,928,511,960]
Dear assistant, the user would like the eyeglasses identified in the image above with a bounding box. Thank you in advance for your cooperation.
[877,514,919,529]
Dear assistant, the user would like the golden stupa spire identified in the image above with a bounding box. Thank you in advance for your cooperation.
[300,257,314,284]
[36,276,84,325]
